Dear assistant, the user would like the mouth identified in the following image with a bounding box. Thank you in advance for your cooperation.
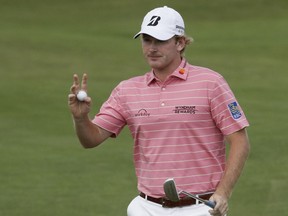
[148,55,162,60]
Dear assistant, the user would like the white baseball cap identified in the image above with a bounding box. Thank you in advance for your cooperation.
[134,6,185,41]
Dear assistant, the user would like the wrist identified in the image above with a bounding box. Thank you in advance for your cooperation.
[73,115,90,123]
[214,186,232,200]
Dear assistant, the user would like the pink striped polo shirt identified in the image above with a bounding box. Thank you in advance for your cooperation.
[92,59,249,197]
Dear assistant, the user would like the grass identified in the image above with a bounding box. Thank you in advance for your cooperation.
[0,0,287,215]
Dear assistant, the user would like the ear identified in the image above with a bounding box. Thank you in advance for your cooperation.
[176,37,186,52]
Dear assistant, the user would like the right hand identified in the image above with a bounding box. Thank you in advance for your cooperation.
[68,73,92,119]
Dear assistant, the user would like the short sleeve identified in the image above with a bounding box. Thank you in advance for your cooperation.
[209,76,249,135]
[92,84,126,137]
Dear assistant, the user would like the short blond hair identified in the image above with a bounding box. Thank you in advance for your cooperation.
[175,35,193,55]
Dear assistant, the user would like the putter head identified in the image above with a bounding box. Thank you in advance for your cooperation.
[163,178,180,202]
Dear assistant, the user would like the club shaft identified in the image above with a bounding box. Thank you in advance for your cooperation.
[180,191,206,203]
[180,191,216,209]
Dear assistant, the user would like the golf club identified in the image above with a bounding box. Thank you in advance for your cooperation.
[163,178,216,209]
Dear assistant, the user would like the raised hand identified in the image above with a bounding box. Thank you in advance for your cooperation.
[68,73,92,119]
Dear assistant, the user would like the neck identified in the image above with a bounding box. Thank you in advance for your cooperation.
[153,57,182,82]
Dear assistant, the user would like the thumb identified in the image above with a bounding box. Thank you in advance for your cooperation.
[83,96,92,104]
[68,93,77,104]
[208,195,219,214]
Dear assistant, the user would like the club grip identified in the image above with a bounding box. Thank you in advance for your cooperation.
[205,200,216,209]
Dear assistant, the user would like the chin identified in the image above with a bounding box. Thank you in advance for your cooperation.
[147,59,163,69]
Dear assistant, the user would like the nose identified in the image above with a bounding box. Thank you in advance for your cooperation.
[149,41,157,52]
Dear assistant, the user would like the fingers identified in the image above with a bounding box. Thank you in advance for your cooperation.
[68,93,76,104]
[81,73,88,92]
[208,194,229,216]
[73,74,79,86]
[70,74,79,94]
[209,206,228,216]
[70,73,88,94]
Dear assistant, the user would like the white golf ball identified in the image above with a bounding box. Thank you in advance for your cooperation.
[77,90,87,101]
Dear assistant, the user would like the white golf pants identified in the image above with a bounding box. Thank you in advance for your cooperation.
[127,196,211,216]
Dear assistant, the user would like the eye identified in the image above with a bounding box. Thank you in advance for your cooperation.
[143,37,151,43]
[157,40,167,44]
[142,35,152,43]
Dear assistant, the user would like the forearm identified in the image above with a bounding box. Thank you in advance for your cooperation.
[73,115,107,148]
[216,129,250,198]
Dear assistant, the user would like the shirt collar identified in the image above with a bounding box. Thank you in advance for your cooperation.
[146,58,188,85]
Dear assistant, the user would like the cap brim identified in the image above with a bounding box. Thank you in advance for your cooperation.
[133,30,174,41]
[133,32,141,39]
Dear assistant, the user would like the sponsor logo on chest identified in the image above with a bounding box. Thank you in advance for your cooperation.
[173,106,197,114]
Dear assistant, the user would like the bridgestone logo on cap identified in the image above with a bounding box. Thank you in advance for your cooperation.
[148,16,161,26]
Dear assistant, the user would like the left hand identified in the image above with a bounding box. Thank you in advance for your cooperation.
[208,193,229,216]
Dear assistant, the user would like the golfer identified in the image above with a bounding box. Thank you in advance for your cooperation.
[68,6,250,216]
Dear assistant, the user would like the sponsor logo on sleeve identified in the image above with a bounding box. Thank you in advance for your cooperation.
[228,102,242,119]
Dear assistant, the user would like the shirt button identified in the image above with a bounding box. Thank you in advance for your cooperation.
[161,102,165,106]
[162,87,166,91]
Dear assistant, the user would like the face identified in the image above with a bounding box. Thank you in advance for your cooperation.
[141,34,184,72]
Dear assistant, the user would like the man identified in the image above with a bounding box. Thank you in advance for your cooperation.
[68,6,250,216]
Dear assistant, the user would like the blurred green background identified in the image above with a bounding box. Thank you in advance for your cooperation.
[0,0,287,215]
